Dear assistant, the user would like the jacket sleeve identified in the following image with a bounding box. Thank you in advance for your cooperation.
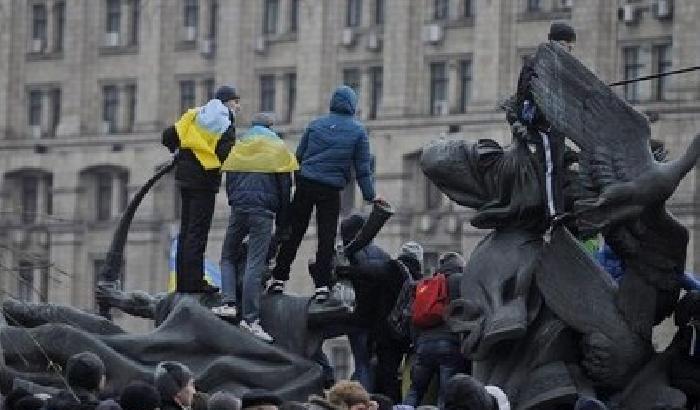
[354,129,375,201]
[161,125,180,153]
[295,127,310,162]
[215,125,236,163]
[348,261,395,282]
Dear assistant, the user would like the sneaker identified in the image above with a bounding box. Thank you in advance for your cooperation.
[266,280,285,294]
[211,304,238,318]
[312,286,330,303]
[240,319,274,343]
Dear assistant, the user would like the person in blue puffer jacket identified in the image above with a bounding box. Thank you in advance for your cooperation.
[269,85,380,305]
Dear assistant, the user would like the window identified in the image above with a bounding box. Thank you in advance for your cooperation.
[28,90,43,127]
[290,0,299,32]
[464,0,473,17]
[459,60,472,112]
[560,0,573,8]
[259,74,276,112]
[32,4,47,43]
[95,170,128,221]
[623,46,641,102]
[184,0,199,30]
[434,0,449,20]
[103,85,119,133]
[375,0,385,24]
[654,44,672,101]
[342,68,361,94]
[425,179,443,210]
[18,261,34,302]
[21,175,39,224]
[125,84,136,132]
[369,66,383,119]
[54,2,65,51]
[129,0,140,45]
[106,0,121,34]
[49,88,61,137]
[286,73,296,123]
[430,62,448,115]
[527,0,541,12]
[346,0,362,27]
[263,0,278,35]
[208,0,217,39]
[179,80,196,114]
[204,78,215,102]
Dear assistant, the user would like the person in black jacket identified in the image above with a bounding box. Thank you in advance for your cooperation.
[161,86,238,293]
[337,235,424,403]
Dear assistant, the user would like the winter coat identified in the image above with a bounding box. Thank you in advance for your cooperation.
[296,86,375,201]
[223,125,296,219]
[161,105,235,192]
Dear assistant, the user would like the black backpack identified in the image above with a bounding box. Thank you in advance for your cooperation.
[387,261,415,342]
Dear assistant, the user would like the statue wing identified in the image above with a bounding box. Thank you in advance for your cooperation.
[529,42,654,196]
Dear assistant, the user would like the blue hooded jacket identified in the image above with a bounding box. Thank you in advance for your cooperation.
[296,86,375,201]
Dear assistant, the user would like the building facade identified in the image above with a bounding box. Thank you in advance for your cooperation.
[0,0,697,348]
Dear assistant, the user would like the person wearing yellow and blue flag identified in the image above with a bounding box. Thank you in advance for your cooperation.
[212,112,298,342]
[161,87,238,293]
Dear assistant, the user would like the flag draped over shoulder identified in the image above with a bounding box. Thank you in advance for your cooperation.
[221,125,299,173]
[175,99,231,170]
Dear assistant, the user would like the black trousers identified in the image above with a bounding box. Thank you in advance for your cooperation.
[374,339,409,403]
[176,188,216,292]
[272,177,340,288]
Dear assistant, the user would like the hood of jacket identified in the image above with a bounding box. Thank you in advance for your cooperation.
[329,86,357,115]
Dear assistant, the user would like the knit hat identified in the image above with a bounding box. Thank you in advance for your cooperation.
[438,251,465,274]
[241,389,282,409]
[215,86,240,103]
[399,241,423,264]
[96,399,123,410]
[154,361,194,401]
[119,382,161,410]
[548,22,576,42]
[65,352,106,392]
[197,99,232,135]
[208,391,241,410]
[251,112,276,128]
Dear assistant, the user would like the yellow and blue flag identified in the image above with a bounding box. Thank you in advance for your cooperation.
[168,237,221,292]
[221,125,298,173]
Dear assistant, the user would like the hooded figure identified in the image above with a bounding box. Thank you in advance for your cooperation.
[269,86,377,306]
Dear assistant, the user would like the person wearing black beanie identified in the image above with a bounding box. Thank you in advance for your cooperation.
[65,351,106,408]
[119,381,161,410]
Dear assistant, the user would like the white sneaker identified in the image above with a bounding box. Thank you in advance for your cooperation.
[211,304,238,318]
[240,319,274,343]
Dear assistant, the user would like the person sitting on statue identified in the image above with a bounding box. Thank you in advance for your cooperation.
[212,112,297,344]
[267,85,381,307]
[161,87,239,294]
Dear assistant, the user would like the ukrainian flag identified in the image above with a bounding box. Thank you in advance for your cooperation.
[221,125,298,173]
[176,99,232,170]
[168,237,221,292]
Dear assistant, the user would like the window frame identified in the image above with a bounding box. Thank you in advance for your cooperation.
[102,85,119,133]
[106,0,121,34]
[369,66,383,120]
[53,1,65,51]
[346,0,362,27]
[263,0,279,35]
[433,0,449,20]
[429,62,448,115]
[259,74,276,112]
[459,59,472,113]
[179,80,196,114]
[28,89,43,127]
[654,43,672,101]
[623,46,642,103]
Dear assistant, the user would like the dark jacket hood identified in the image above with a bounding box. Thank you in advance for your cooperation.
[329,86,357,115]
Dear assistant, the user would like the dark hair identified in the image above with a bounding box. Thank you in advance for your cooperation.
[548,22,576,42]
[66,352,106,392]
[443,374,495,410]
[241,389,282,409]
[119,381,161,410]
[154,361,194,400]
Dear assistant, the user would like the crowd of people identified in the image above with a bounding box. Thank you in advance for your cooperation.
[0,350,515,410]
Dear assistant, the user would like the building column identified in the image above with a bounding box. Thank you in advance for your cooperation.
[133,0,162,131]
[670,0,700,101]
[472,0,511,108]
[381,0,418,117]
[297,2,333,123]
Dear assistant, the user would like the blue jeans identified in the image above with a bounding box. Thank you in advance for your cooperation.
[404,339,467,409]
[220,210,273,323]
